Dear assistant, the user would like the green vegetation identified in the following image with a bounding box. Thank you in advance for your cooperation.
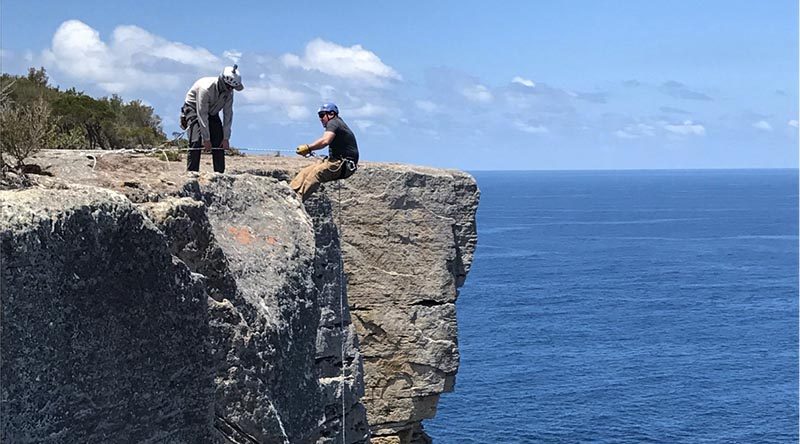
[1,67,169,170]
[145,148,183,162]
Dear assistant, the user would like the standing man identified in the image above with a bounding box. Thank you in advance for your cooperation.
[182,65,243,173]
[291,103,359,201]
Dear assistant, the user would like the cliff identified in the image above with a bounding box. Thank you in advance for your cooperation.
[0,150,479,443]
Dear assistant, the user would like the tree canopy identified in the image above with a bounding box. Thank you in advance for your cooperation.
[1,67,167,152]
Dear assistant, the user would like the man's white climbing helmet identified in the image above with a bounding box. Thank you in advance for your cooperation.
[221,65,244,91]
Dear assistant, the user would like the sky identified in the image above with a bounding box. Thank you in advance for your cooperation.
[1,0,798,170]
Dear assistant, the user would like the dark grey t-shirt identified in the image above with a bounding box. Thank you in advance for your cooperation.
[325,117,359,163]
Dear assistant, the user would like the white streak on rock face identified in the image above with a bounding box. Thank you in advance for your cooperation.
[266,399,291,444]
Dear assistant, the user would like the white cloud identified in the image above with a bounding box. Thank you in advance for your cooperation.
[615,130,637,139]
[636,124,656,136]
[614,123,655,139]
[660,80,713,101]
[354,119,374,131]
[789,120,799,128]
[44,20,115,82]
[317,84,338,100]
[282,54,300,65]
[663,120,705,136]
[43,20,220,94]
[112,25,219,68]
[415,100,440,113]
[281,38,401,86]
[223,50,242,64]
[461,84,493,103]
[512,76,535,88]
[752,120,772,131]
[240,84,310,120]
[354,119,391,135]
[348,103,391,118]
[514,121,548,134]
[243,85,306,105]
[287,105,310,120]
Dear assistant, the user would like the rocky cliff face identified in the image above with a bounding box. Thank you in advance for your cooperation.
[0,151,478,443]
[1,186,213,442]
[328,166,479,444]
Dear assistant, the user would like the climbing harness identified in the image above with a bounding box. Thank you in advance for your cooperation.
[339,158,358,180]
[299,154,357,180]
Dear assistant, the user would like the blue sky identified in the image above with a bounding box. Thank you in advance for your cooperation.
[2,1,797,170]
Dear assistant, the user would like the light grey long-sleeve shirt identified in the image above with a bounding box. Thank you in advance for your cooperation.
[184,76,234,142]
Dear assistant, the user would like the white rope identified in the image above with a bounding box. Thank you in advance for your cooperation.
[76,145,302,156]
[337,181,347,444]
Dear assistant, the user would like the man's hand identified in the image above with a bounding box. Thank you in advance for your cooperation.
[202,140,212,153]
[221,139,230,150]
[296,144,311,156]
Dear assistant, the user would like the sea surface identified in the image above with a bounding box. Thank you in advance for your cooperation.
[425,170,798,444]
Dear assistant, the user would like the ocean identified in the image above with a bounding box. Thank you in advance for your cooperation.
[425,170,798,443]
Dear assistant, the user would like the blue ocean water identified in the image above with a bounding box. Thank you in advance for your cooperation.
[425,170,799,444]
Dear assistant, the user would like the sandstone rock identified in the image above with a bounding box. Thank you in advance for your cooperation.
[143,174,370,444]
[139,196,236,302]
[318,164,479,443]
[10,151,479,444]
[0,186,213,442]
[304,194,369,444]
[151,174,322,443]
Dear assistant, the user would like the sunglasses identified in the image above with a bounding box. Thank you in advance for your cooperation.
[318,112,329,118]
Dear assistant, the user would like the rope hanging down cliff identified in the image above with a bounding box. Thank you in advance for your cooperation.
[337,181,348,444]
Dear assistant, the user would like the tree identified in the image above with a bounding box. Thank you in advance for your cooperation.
[1,67,58,107]
[27,67,48,86]
[0,69,57,169]
[52,91,114,149]
[2,67,168,151]
[0,97,56,169]
[98,97,164,148]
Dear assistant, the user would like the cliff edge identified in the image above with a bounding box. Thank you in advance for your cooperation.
[0,151,479,443]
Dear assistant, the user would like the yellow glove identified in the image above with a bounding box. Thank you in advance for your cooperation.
[296,144,311,156]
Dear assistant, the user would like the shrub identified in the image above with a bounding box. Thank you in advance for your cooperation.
[53,126,86,150]
[146,149,182,162]
[0,97,56,170]
[2,68,168,151]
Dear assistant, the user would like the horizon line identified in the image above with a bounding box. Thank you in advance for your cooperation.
[464,167,799,172]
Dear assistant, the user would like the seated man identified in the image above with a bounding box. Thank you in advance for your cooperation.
[291,103,359,201]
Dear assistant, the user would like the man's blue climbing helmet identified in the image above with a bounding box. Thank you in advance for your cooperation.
[318,103,339,114]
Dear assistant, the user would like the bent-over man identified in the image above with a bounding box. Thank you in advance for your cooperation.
[182,65,243,173]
